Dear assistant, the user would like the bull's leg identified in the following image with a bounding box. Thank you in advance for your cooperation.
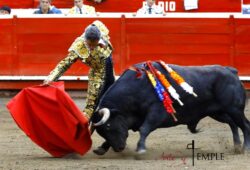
[93,141,110,155]
[136,110,166,154]
[187,121,200,133]
[136,126,151,154]
[240,117,250,150]
[209,113,242,153]
[227,111,250,151]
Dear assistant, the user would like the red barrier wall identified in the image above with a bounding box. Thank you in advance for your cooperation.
[1,0,242,12]
[122,17,250,76]
[0,18,13,75]
[234,18,250,75]
[0,15,250,89]
[0,17,122,75]
[243,0,250,4]
[0,0,34,8]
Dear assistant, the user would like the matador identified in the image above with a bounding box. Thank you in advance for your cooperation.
[44,20,115,120]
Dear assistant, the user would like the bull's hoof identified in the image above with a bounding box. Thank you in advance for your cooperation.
[137,149,146,154]
[243,145,250,154]
[234,144,243,154]
[93,147,108,155]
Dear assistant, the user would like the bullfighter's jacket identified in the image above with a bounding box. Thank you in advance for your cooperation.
[46,20,113,119]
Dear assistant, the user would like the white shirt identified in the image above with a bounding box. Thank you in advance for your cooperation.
[137,4,163,15]
[69,5,95,15]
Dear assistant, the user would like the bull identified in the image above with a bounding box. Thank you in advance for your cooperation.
[91,62,250,155]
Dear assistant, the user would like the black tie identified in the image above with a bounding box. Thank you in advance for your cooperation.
[79,8,82,14]
[149,7,152,14]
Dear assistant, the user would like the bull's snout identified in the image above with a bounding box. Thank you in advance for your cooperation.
[113,144,126,152]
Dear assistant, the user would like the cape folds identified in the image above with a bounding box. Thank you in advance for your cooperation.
[6,82,92,157]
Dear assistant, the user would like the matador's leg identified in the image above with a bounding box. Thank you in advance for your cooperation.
[84,70,104,119]
[84,56,115,119]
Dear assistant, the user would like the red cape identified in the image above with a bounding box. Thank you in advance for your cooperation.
[7,82,92,157]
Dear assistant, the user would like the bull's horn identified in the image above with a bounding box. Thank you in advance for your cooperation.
[89,121,95,135]
[93,108,110,126]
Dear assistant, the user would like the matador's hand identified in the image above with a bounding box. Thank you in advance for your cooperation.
[83,112,91,120]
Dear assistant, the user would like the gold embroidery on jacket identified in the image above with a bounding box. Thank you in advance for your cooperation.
[47,20,113,118]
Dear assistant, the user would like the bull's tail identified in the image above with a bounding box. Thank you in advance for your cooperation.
[246,90,249,113]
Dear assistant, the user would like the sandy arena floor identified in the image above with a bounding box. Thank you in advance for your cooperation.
[1,91,250,170]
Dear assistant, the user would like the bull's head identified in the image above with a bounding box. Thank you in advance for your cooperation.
[92,108,128,152]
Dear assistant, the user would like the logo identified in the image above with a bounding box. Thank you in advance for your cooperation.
[157,140,225,166]
[160,152,187,165]
[186,140,225,166]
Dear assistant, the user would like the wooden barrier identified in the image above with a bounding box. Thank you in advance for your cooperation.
[0,14,250,89]
[243,0,250,4]
[0,0,34,8]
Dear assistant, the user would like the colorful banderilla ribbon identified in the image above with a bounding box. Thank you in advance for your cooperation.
[146,62,178,122]
[159,61,198,97]
[147,61,183,106]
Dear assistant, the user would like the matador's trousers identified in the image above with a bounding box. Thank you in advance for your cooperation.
[84,56,115,119]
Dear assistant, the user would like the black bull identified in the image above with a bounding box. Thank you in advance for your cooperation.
[91,62,250,155]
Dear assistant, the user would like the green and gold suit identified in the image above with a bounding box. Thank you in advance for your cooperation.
[46,20,115,119]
